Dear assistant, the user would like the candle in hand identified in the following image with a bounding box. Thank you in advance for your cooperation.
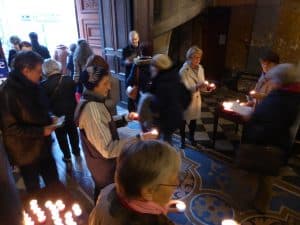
[250,90,256,95]
[150,129,159,135]
[132,112,139,120]
[209,83,216,89]
[221,219,239,225]
[176,201,186,212]
[204,80,209,85]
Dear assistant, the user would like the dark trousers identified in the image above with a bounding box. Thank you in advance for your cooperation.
[55,119,80,159]
[19,154,59,192]
[127,98,136,112]
[180,119,197,144]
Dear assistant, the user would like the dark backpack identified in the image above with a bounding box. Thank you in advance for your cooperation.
[180,82,192,110]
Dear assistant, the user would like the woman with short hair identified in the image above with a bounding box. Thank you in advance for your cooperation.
[89,140,181,225]
[74,65,157,201]
[179,46,209,148]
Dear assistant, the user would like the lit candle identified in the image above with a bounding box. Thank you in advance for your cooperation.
[64,211,73,219]
[72,203,82,217]
[132,112,139,120]
[29,199,38,207]
[55,199,66,211]
[236,99,240,103]
[175,201,186,212]
[204,80,209,85]
[45,200,53,208]
[150,129,159,136]
[250,90,256,95]
[209,83,216,88]
[37,215,46,223]
[222,102,233,111]
[221,219,239,225]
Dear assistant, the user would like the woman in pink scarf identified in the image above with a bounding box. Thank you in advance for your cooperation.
[89,140,182,225]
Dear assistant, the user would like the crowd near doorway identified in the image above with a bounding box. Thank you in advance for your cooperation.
[0,0,78,58]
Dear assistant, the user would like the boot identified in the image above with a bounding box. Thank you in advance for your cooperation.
[188,120,197,146]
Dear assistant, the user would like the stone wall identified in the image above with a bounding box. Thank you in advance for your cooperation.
[273,0,300,64]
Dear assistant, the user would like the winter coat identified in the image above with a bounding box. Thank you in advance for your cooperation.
[89,184,175,225]
[41,74,77,121]
[32,43,51,59]
[0,70,53,166]
[243,83,300,159]
[149,67,183,133]
[54,45,69,74]
[179,62,205,121]
[121,44,140,79]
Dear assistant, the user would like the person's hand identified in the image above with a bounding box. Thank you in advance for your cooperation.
[125,58,133,65]
[44,125,56,136]
[196,82,207,90]
[127,112,139,121]
[141,131,158,140]
[166,200,186,213]
[250,91,265,100]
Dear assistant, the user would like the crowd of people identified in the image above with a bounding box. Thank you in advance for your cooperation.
[0,29,299,225]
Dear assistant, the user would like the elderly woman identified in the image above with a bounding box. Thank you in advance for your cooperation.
[240,63,300,213]
[42,59,80,163]
[179,46,210,148]
[147,54,184,144]
[89,140,181,225]
[74,66,157,201]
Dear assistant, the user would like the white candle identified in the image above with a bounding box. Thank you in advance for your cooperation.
[72,203,82,217]
[209,83,216,88]
[175,201,186,212]
[151,129,159,135]
[45,200,53,208]
[222,219,239,225]
[250,90,256,95]
[204,80,209,85]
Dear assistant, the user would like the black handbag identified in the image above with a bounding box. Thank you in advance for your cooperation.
[235,144,285,176]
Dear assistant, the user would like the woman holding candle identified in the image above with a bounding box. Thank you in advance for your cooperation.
[74,65,157,202]
[89,140,182,225]
[179,46,212,148]
[250,50,279,103]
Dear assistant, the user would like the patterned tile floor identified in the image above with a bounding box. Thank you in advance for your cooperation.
[13,86,300,224]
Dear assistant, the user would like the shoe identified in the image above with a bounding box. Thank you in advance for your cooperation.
[62,157,71,163]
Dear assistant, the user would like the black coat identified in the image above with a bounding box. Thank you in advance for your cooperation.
[243,88,300,158]
[121,44,140,79]
[149,67,184,133]
[32,44,51,59]
[42,74,77,120]
[0,70,52,166]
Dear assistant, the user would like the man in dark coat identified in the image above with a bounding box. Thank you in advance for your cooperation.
[42,59,80,162]
[29,32,51,59]
[0,51,59,192]
[148,54,184,144]
[122,30,141,112]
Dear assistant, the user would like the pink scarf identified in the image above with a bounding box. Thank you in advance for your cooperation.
[117,193,168,215]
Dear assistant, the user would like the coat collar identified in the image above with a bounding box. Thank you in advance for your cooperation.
[82,89,106,103]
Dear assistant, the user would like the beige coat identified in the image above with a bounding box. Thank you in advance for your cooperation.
[180,62,205,121]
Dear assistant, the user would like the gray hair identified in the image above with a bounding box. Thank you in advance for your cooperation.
[266,63,300,85]
[115,140,181,199]
[42,59,62,76]
[129,30,139,39]
[186,46,203,60]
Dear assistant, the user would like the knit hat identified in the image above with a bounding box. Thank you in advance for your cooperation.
[151,54,172,70]
[42,59,62,76]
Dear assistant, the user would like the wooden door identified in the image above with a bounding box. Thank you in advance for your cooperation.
[98,0,132,105]
[75,0,101,55]
[201,7,231,81]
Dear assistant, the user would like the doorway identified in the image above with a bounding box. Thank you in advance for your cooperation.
[0,0,78,57]
[201,7,231,81]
